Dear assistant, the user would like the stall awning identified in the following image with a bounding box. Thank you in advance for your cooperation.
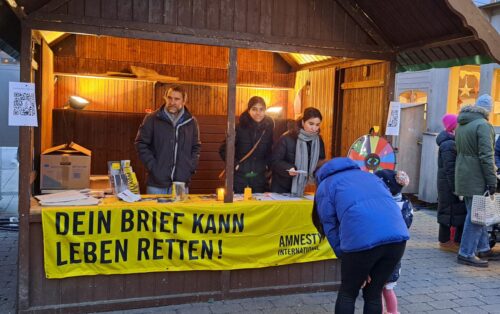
[396,55,495,72]
[354,0,500,70]
[279,0,500,71]
[275,0,500,71]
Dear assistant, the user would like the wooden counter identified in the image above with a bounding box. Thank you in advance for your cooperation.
[24,197,340,313]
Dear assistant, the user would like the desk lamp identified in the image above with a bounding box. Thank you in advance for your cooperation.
[266,106,283,117]
[66,96,90,110]
[62,96,90,149]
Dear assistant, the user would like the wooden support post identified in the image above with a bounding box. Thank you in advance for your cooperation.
[383,61,397,118]
[18,25,33,311]
[382,61,397,140]
[224,47,237,203]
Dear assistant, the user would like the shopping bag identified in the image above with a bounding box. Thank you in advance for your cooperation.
[471,192,500,226]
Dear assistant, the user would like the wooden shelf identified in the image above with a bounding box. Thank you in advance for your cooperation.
[54,72,293,90]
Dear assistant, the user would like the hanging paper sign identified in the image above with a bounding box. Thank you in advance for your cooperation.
[8,82,38,127]
[385,102,401,136]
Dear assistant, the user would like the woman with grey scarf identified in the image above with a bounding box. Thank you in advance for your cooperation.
[271,107,325,196]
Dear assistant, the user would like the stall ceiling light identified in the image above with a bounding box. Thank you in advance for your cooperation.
[289,53,332,65]
[266,106,283,114]
[39,31,66,44]
[6,0,17,8]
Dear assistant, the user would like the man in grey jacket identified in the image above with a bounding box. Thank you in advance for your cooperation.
[455,94,500,267]
[135,85,201,194]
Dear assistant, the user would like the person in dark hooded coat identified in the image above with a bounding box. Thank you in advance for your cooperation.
[436,114,466,251]
[455,94,500,267]
[219,96,274,193]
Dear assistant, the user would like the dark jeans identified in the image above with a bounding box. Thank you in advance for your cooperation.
[335,241,406,314]
[439,224,463,243]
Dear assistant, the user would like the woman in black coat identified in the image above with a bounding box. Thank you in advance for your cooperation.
[436,114,466,251]
[219,96,274,193]
[271,107,325,196]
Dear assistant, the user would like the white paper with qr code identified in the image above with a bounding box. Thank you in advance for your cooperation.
[385,101,401,136]
[8,82,38,126]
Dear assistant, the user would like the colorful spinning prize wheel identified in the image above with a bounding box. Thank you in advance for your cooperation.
[347,135,396,172]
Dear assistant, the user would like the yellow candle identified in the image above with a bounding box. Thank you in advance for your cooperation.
[244,187,252,201]
[216,188,225,201]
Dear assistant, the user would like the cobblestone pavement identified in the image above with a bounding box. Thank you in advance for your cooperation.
[2,208,500,313]
[0,147,19,314]
[0,230,17,314]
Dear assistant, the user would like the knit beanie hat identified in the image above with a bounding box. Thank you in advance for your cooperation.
[375,169,410,196]
[247,96,266,110]
[442,114,458,132]
[476,94,493,113]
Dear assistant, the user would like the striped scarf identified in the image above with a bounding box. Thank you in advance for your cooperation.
[291,129,320,197]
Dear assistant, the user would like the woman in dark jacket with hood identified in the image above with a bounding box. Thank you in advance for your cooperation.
[270,107,325,196]
[436,114,466,251]
[219,96,274,193]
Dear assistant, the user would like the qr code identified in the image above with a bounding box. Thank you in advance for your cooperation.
[13,92,36,116]
[388,109,399,127]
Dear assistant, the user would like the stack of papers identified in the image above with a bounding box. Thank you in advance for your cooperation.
[303,194,315,200]
[287,169,308,174]
[117,189,141,203]
[35,190,100,206]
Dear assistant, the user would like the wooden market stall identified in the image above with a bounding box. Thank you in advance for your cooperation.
[10,0,500,313]
[44,35,300,195]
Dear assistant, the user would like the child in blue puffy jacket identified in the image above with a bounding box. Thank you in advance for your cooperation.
[375,169,413,314]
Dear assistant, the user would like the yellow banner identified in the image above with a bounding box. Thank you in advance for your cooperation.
[42,199,336,278]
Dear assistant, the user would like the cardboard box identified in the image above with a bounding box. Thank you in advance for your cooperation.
[40,142,91,191]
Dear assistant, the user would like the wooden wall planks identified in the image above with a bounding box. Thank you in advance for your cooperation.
[54,76,154,113]
[51,110,226,194]
[52,109,291,194]
[309,67,336,159]
[53,35,295,88]
[72,36,271,71]
[54,75,291,117]
[339,62,389,156]
[58,0,375,48]
[41,41,54,152]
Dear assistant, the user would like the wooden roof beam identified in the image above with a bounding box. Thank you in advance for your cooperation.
[5,0,27,19]
[298,57,351,71]
[25,18,396,61]
[278,53,300,71]
[397,34,476,53]
[337,59,384,69]
[30,0,70,15]
[337,0,392,49]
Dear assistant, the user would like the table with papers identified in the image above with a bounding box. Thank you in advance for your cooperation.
[34,190,100,206]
